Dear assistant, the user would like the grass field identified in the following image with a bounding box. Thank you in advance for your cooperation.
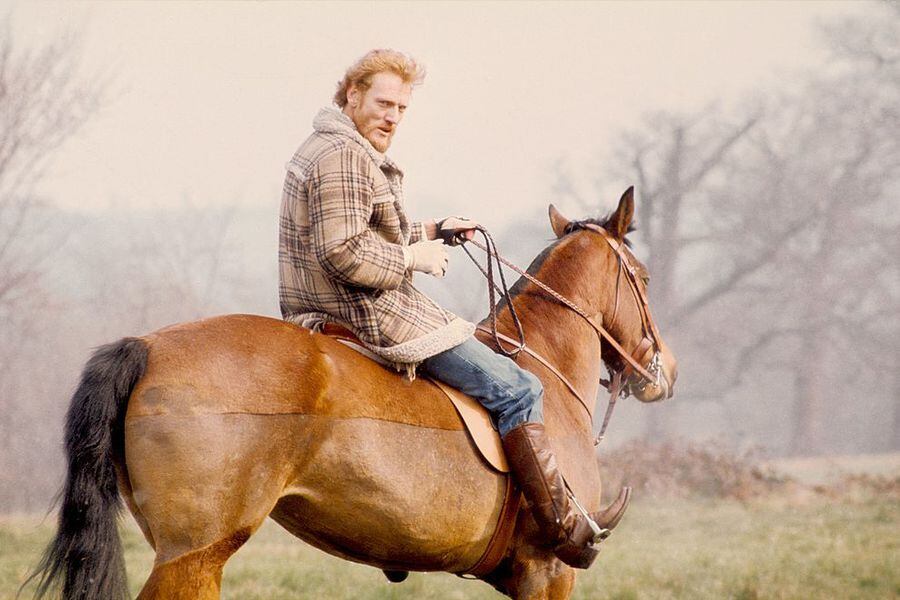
[4,495,898,599]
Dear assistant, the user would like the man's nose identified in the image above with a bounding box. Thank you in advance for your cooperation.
[385,107,399,124]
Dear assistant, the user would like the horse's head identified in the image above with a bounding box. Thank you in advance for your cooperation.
[547,187,678,402]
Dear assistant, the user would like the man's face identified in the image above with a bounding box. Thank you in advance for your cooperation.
[344,71,411,153]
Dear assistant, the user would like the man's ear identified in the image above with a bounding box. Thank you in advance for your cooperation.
[346,84,360,109]
[549,204,571,238]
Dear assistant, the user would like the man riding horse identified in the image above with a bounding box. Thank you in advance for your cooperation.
[278,49,605,568]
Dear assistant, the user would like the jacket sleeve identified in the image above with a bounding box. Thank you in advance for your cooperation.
[408,221,429,244]
[308,147,407,290]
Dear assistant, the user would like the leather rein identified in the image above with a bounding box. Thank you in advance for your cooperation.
[462,224,663,444]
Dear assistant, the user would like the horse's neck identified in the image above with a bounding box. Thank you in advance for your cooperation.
[489,244,607,421]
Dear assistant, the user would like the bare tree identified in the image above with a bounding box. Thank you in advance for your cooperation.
[78,199,256,340]
[0,18,105,507]
[551,4,900,454]
[693,3,900,455]
[0,25,103,312]
[737,89,897,453]
[552,107,767,440]
[0,21,104,351]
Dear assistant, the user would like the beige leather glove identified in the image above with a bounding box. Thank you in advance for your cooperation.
[437,216,479,246]
[403,239,449,277]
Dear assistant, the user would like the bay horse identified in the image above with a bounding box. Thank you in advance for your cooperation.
[30,188,677,600]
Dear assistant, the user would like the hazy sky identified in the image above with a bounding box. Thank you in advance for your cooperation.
[11,1,869,229]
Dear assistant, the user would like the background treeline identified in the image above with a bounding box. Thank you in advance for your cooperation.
[1,5,898,511]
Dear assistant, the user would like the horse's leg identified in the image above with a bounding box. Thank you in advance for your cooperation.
[137,527,253,600]
[125,414,295,599]
[116,463,156,551]
[506,546,575,600]
[489,518,576,600]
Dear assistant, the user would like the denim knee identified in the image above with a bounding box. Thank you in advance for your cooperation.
[499,369,544,435]
[521,370,544,421]
[419,337,546,436]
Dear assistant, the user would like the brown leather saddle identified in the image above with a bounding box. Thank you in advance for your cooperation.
[321,322,509,472]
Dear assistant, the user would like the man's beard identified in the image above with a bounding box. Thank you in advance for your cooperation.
[356,121,391,152]
[366,130,392,153]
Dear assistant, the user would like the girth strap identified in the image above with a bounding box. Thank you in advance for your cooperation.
[460,475,521,578]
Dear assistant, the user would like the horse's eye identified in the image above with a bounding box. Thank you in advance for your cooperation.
[641,275,650,286]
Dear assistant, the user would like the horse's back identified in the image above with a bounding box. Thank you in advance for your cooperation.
[129,313,464,428]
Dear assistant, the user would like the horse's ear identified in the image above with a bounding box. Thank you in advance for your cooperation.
[549,204,571,238]
[610,186,635,240]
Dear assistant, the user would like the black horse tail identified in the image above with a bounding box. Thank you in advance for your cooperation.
[27,337,149,600]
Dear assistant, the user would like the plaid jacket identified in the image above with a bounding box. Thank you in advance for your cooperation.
[279,107,474,365]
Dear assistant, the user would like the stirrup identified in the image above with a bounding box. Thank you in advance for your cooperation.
[554,515,601,569]
[566,488,610,543]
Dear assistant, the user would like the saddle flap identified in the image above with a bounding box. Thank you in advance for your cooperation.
[429,379,509,473]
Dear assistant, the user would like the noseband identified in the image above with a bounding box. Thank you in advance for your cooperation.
[465,225,664,441]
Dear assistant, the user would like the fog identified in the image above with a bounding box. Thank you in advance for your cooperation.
[1,1,897,511]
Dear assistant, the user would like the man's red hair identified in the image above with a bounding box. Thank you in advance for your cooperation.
[333,49,425,108]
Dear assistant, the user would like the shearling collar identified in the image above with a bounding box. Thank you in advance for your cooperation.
[313,107,403,175]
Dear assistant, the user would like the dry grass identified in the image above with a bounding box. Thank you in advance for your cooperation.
[5,496,897,599]
[5,445,899,599]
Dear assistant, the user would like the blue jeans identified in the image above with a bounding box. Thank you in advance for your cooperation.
[420,337,544,437]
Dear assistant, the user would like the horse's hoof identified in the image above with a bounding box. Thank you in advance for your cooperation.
[590,486,631,532]
[383,570,409,583]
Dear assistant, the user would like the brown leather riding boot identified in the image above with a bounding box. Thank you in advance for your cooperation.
[591,486,631,532]
[501,422,599,569]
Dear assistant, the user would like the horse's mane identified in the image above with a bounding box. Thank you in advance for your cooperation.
[564,212,636,247]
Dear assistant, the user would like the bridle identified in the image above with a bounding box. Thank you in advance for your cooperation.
[584,223,665,397]
[463,224,665,444]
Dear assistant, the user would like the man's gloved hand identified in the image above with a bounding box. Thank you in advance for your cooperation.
[404,239,449,277]
[436,217,479,246]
